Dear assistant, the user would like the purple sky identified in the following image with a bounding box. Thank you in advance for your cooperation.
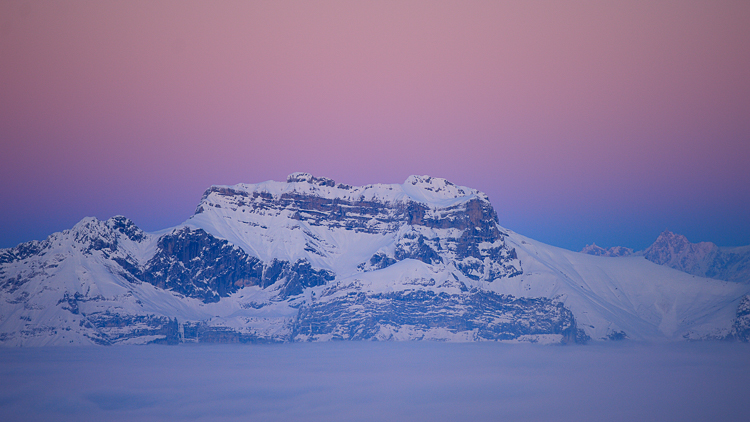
[1,1,749,251]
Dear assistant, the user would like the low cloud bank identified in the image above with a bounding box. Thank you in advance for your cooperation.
[0,342,748,421]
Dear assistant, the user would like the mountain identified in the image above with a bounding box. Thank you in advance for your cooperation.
[2,173,749,346]
[581,230,750,284]
[580,244,634,257]
[643,230,750,283]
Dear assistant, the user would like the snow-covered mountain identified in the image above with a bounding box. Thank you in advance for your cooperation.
[2,173,749,346]
[643,230,750,283]
[582,230,750,284]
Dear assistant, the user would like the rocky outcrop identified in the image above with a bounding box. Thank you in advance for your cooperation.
[138,227,264,302]
[286,172,337,187]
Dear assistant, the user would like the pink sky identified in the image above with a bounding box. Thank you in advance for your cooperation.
[1,0,749,250]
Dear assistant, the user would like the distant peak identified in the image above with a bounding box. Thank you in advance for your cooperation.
[644,230,719,276]
[653,230,689,245]
[286,172,335,187]
[581,243,633,257]
[581,243,607,256]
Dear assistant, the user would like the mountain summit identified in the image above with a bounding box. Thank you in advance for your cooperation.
[1,174,748,346]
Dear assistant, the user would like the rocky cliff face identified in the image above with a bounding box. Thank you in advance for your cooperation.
[132,227,334,302]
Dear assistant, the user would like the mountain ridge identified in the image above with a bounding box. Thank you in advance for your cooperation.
[582,230,750,284]
[1,174,748,346]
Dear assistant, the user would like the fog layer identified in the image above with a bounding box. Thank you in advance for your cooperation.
[0,342,748,421]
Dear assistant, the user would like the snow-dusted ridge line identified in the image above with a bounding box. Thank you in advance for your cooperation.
[581,229,750,284]
[203,173,488,209]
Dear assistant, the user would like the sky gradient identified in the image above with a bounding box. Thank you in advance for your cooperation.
[1,0,749,251]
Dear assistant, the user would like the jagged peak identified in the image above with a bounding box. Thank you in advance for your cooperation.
[643,229,718,272]
[72,216,101,227]
[108,215,132,224]
[70,215,136,231]
[66,216,146,244]
[1,217,114,259]
[653,229,684,243]
[648,230,717,251]
[581,243,608,256]
[645,230,691,256]
[67,217,109,235]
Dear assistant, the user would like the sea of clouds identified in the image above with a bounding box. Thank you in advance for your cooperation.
[0,341,748,421]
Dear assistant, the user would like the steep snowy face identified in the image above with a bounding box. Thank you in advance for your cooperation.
[186,174,522,282]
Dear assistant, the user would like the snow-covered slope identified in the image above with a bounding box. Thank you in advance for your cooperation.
[1,174,748,346]
[501,232,748,340]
